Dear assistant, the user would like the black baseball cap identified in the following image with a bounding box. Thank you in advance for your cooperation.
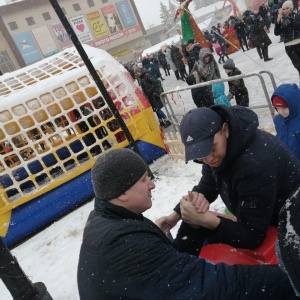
[180,108,223,162]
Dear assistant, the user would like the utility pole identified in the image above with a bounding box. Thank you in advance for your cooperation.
[0,238,53,299]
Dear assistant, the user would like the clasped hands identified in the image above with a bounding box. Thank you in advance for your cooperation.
[155,192,220,233]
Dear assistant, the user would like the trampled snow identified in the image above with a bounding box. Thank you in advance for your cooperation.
[1,23,300,300]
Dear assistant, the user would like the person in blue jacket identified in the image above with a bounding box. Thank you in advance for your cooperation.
[77,148,298,300]
[271,83,300,161]
[212,82,232,106]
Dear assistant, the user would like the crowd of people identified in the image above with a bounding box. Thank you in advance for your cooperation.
[76,2,300,297]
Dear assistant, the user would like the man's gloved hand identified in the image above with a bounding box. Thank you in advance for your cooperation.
[227,93,233,100]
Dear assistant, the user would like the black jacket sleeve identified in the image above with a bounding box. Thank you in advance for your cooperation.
[209,162,279,249]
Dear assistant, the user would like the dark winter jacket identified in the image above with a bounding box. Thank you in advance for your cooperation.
[234,20,247,37]
[249,20,272,49]
[186,71,214,108]
[142,58,161,80]
[278,186,300,296]
[227,67,249,107]
[175,105,300,249]
[272,83,300,161]
[77,199,299,300]
[274,12,300,44]
[170,46,185,70]
[139,71,163,111]
[187,44,201,73]
[157,52,168,68]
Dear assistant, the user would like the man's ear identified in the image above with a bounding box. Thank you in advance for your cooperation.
[117,194,129,202]
[222,122,229,138]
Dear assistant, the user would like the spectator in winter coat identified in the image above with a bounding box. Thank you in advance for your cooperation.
[212,82,231,106]
[271,83,300,161]
[134,67,171,128]
[157,50,170,76]
[185,71,214,108]
[170,45,187,81]
[275,1,300,78]
[223,59,249,106]
[77,148,299,300]
[165,47,179,80]
[142,58,164,81]
[156,106,300,254]
[249,15,273,61]
[192,48,221,81]
[234,17,249,51]
[185,39,201,73]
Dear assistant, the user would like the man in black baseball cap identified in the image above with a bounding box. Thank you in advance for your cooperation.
[156,105,300,293]
[78,148,300,299]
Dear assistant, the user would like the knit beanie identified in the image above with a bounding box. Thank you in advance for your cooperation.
[282,1,294,9]
[223,59,235,70]
[272,95,288,108]
[91,149,147,201]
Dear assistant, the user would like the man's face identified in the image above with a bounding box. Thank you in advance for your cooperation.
[123,172,155,214]
[199,125,229,168]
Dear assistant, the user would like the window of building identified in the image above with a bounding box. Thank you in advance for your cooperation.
[8,21,18,31]
[73,3,81,11]
[0,51,16,74]
[42,12,51,21]
[87,0,95,7]
[25,17,35,26]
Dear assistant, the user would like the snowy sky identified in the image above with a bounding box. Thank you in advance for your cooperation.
[2,3,300,300]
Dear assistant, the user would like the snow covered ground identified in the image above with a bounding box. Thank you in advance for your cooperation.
[1,24,300,299]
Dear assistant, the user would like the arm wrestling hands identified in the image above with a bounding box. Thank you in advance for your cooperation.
[155,191,220,232]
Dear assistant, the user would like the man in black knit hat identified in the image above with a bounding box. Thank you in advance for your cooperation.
[77,148,298,299]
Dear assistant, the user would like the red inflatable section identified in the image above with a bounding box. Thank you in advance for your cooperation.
[200,226,278,265]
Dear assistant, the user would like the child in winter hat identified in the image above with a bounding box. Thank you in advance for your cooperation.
[271,83,300,161]
[223,58,249,106]
[223,59,235,71]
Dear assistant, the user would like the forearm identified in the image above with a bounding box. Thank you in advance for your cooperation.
[208,217,266,249]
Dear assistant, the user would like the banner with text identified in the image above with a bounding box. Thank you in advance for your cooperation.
[87,11,109,39]
[52,22,73,49]
[69,15,93,44]
[90,24,141,47]
[115,0,137,28]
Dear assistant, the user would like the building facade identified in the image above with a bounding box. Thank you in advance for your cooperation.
[0,0,169,73]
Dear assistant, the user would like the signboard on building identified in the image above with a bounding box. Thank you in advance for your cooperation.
[101,5,123,34]
[90,24,141,47]
[115,0,137,28]
[111,47,131,58]
[32,26,58,58]
[52,22,73,49]
[87,11,109,39]
[69,15,93,44]
[12,31,42,65]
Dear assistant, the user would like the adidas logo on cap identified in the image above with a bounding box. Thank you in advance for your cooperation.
[186,135,193,142]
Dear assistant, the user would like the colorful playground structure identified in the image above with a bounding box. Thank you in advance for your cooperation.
[0,45,166,247]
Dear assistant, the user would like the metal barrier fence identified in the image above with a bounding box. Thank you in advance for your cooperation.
[160,70,277,131]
